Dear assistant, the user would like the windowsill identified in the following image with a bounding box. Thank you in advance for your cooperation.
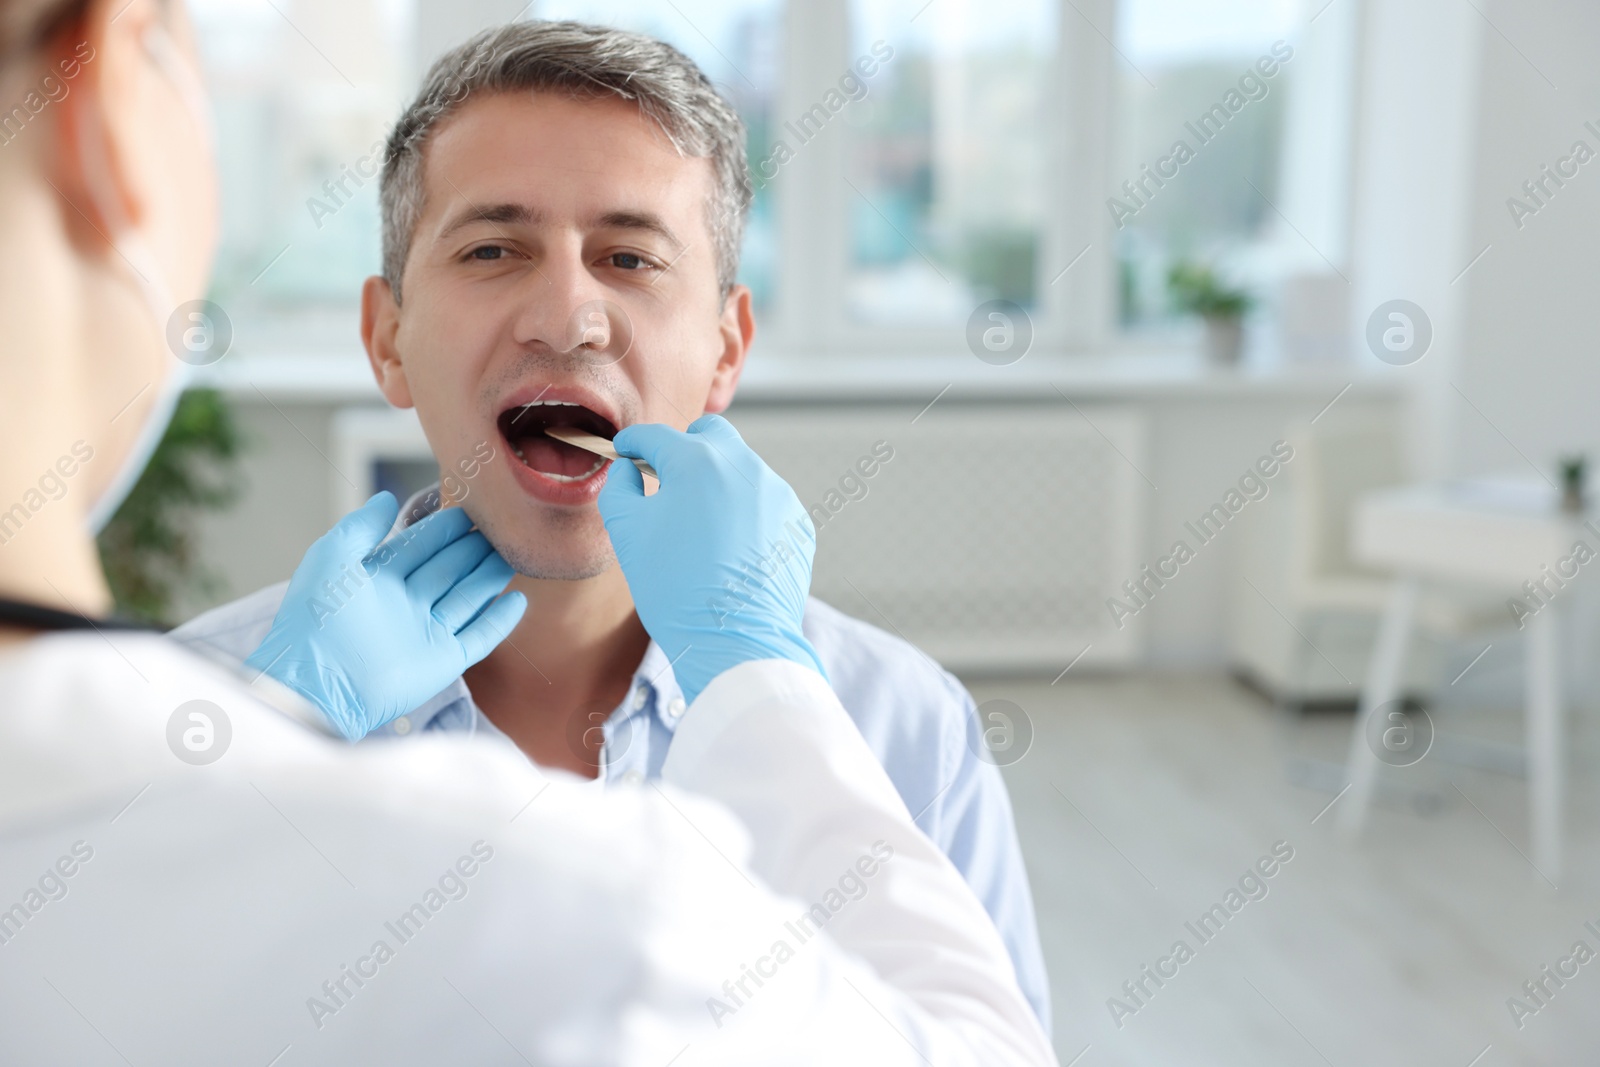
[195,349,1411,404]
[733,351,1406,402]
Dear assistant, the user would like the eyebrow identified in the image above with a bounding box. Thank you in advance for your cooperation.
[437,202,540,242]
[435,203,685,252]
[594,210,686,252]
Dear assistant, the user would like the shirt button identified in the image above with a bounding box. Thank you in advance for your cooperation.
[621,769,644,786]
[392,717,412,735]
[665,697,686,721]
[631,685,649,711]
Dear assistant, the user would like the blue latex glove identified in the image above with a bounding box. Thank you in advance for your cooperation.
[599,414,825,707]
[244,492,527,740]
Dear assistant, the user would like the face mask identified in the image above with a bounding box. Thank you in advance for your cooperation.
[83,23,216,533]
[81,242,188,532]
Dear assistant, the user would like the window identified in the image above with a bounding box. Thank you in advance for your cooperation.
[1110,0,1300,330]
[188,0,1340,362]
[844,0,1057,325]
[193,0,412,349]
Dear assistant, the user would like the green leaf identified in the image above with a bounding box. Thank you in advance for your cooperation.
[95,388,245,627]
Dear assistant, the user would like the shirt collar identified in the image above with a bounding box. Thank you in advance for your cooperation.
[388,482,691,736]
[632,640,689,732]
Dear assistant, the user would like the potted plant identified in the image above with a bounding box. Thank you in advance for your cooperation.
[96,388,244,626]
[1560,454,1586,514]
[1168,260,1253,367]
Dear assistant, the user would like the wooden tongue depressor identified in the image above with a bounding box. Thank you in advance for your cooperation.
[542,425,659,480]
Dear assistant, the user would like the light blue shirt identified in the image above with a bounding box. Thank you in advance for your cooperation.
[172,490,1051,1031]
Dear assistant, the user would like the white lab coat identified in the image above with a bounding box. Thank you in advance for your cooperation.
[0,632,1054,1066]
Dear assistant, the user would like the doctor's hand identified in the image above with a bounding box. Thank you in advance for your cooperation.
[244,493,526,741]
[599,414,825,707]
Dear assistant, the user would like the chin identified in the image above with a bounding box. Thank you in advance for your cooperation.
[476,505,616,581]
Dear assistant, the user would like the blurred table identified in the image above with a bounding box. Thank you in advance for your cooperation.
[1339,480,1590,884]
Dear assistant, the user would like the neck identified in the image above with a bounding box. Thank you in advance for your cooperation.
[462,562,649,777]
[0,172,114,633]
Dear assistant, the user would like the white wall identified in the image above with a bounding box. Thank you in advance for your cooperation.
[1452,0,1600,482]
[1345,0,1600,484]
[1345,0,1484,482]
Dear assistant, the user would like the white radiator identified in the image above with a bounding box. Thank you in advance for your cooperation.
[728,403,1146,672]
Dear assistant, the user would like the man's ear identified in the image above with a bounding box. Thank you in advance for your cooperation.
[702,284,754,414]
[361,274,414,408]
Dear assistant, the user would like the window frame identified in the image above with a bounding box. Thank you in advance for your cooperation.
[761,0,1099,358]
[756,0,1357,361]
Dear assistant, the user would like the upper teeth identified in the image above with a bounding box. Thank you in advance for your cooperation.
[509,400,600,471]
[508,399,587,439]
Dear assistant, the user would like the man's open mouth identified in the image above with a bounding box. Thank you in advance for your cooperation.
[497,399,619,482]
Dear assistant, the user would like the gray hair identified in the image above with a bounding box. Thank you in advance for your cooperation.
[379,20,751,304]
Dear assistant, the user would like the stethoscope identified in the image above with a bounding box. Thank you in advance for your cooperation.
[0,597,157,633]
[0,595,340,736]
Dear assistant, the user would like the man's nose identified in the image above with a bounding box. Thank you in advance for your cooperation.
[511,249,627,363]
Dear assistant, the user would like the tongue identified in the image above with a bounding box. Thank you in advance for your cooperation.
[515,433,604,477]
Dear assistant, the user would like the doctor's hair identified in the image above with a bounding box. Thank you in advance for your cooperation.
[0,0,167,65]
[379,20,751,305]
[0,0,79,61]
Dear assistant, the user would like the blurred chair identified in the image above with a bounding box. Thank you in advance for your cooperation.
[1229,414,1508,802]
[1231,411,1439,711]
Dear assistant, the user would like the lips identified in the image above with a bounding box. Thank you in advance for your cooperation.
[495,386,622,505]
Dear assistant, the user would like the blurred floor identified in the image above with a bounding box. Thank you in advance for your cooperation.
[973,672,1600,1066]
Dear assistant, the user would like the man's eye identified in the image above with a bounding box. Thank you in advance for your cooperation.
[610,252,652,271]
[468,246,504,261]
